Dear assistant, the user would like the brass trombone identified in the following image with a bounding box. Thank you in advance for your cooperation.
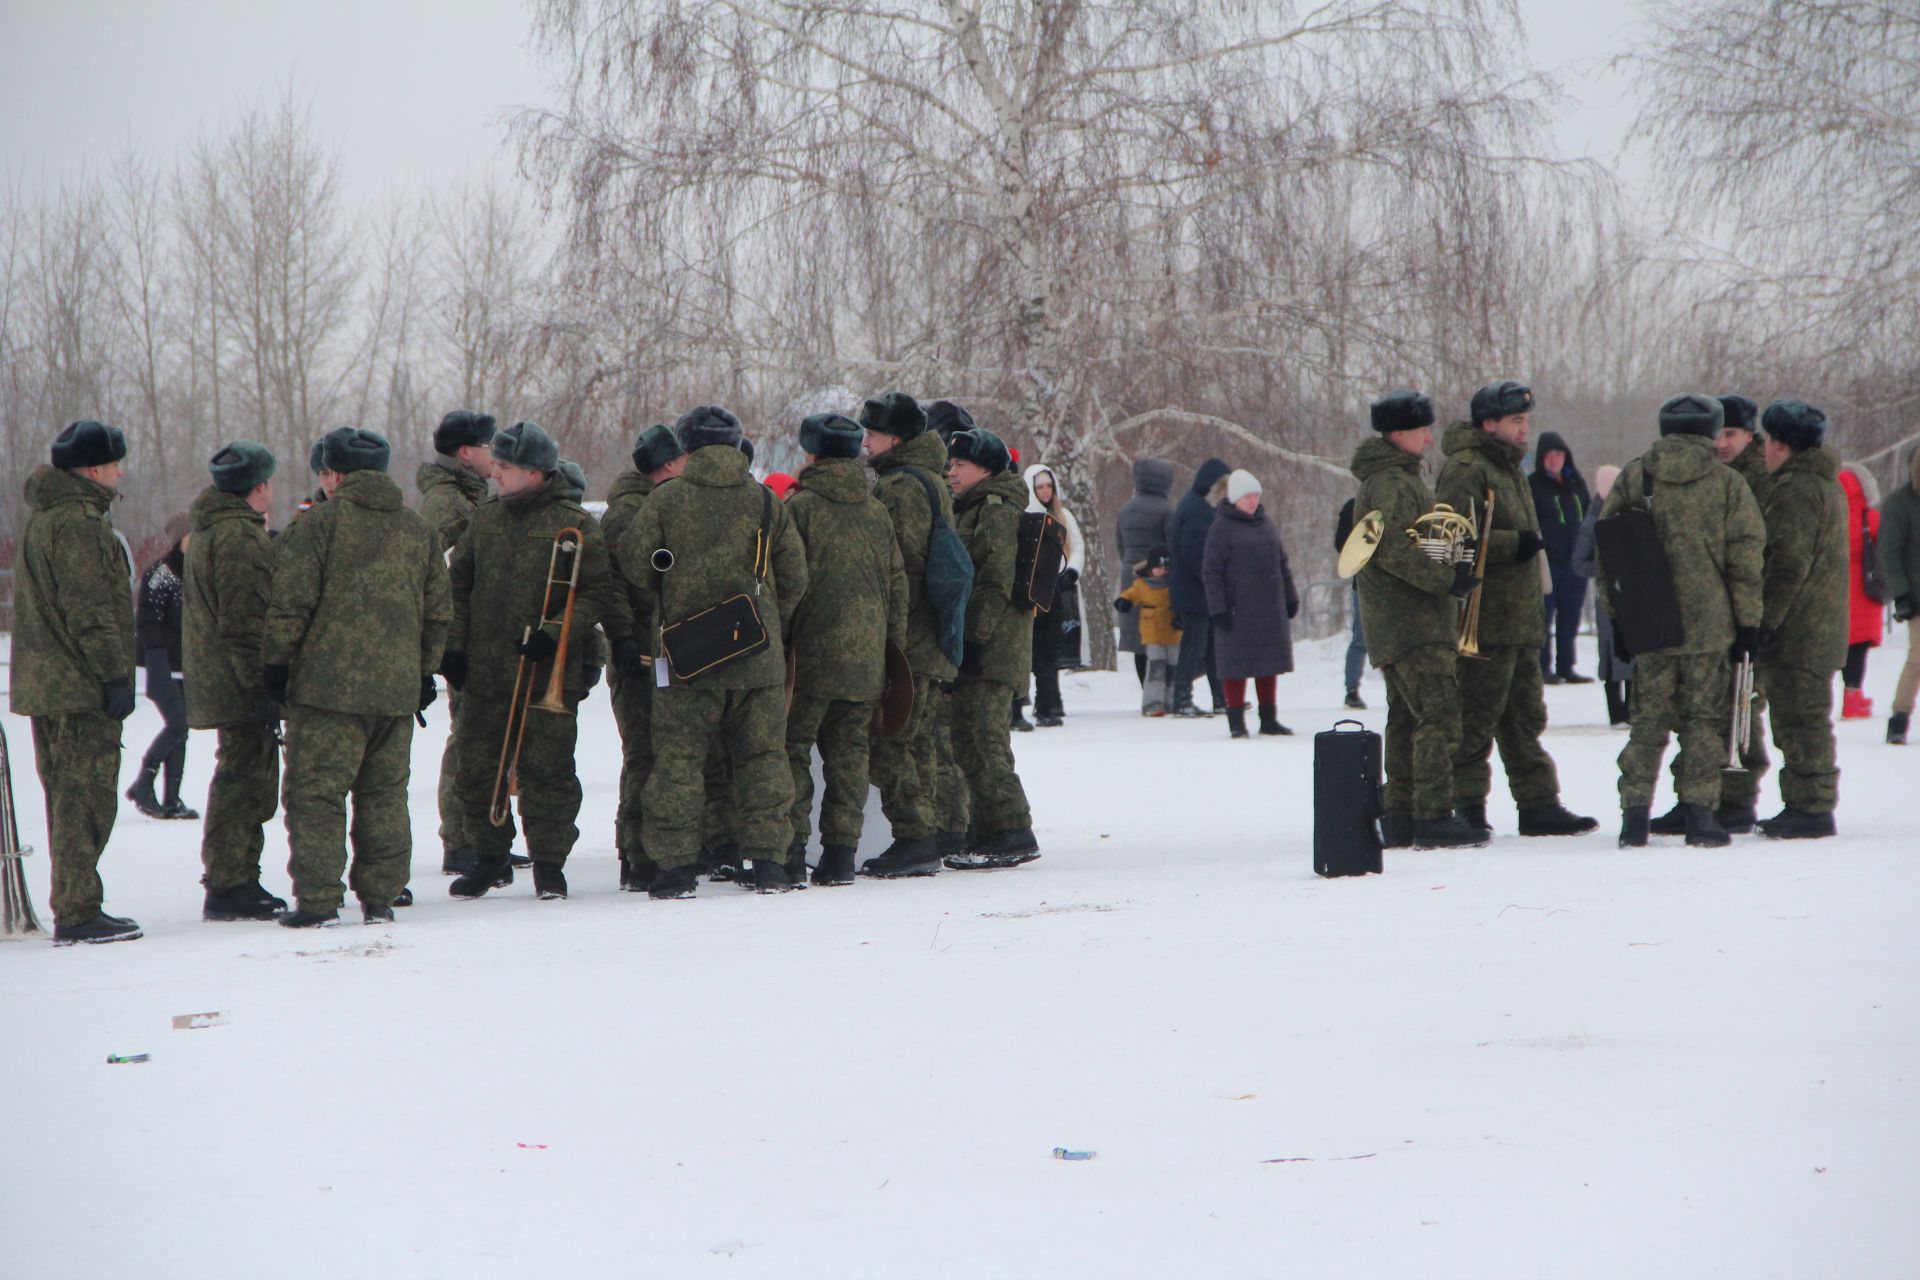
[489,527,584,827]
[1457,489,1495,658]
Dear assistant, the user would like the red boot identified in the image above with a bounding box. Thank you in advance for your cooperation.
[1841,687,1871,720]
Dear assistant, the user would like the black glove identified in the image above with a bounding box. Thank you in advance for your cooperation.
[611,636,646,678]
[1512,530,1543,562]
[440,650,468,692]
[102,678,136,722]
[1211,611,1234,632]
[1058,568,1079,588]
[1896,594,1915,623]
[960,642,986,678]
[1730,626,1763,662]
[583,663,603,696]
[517,628,559,664]
[1754,627,1778,658]
[1448,562,1477,599]
[418,676,438,713]
[262,664,291,706]
[1286,599,1299,621]
[1113,596,1134,613]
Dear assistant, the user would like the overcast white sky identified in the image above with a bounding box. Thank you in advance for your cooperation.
[1,0,1651,206]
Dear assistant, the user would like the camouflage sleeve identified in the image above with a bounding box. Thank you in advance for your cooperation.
[576,520,633,644]
[770,501,809,636]
[420,538,451,677]
[1758,478,1813,633]
[1725,475,1766,630]
[886,529,908,651]
[624,500,664,650]
[967,501,1020,643]
[446,520,475,656]
[217,529,274,694]
[261,511,326,668]
[1369,473,1454,596]
[1436,458,1514,564]
[55,512,136,684]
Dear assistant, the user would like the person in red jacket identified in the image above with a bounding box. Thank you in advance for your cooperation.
[1839,465,1883,719]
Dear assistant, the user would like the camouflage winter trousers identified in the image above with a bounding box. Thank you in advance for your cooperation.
[1452,643,1561,810]
[453,692,582,865]
[200,720,279,892]
[1379,644,1461,820]
[435,690,466,855]
[1617,650,1728,809]
[609,672,652,858]
[786,692,874,849]
[1758,661,1839,814]
[933,681,968,836]
[950,677,1032,836]
[645,683,793,868]
[30,712,121,927]
[870,672,939,840]
[282,706,413,912]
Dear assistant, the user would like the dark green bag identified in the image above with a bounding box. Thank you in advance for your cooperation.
[904,466,973,668]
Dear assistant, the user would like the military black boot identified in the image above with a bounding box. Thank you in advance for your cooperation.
[442,845,478,877]
[450,854,513,899]
[203,882,287,922]
[125,761,165,818]
[52,912,144,945]
[622,851,658,894]
[1225,707,1250,739]
[532,862,568,900]
[1379,811,1413,849]
[1619,806,1650,848]
[1647,803,1688,836]
[754,858,795,893]
[648,863,699,899]
[1889,712,1910,745]
[946,828,1041,870]
[361,899,396,924]
[1256,704,1292,736]
[1714,803,1757,835]
[1411,814,1490,849]
[1760,808,1837,840]
[1681,803,1730,847]
[391,887,413,907]
[860,835,941,878]
[812,845,857,886]
[278,904,340,928]
[936,830,970,861]
[1516,802,1599,837]
[783,843,810,889]
[1455,801,1489,834]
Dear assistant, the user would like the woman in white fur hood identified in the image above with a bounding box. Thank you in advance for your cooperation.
[1023,463,1087,724]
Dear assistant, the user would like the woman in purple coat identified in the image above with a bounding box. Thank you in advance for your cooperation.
[1202,469,1299,738]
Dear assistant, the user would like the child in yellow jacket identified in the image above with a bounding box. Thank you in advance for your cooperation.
[1114,545,1179,714]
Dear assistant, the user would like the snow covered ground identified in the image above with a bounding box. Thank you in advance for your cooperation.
[3,628,1917,1278]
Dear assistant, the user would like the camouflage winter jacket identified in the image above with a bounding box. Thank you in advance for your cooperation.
[953,469,1034,687]
[183,486,273,728]
[415,458,490,556]
[869,430,961,680]
[263,468,451,717]
[8,466,136,716]
[786,456,907,701]
[1349,438,1458,667]
[1435,421,1545,647]
[621,445,807,690]
[1597,433,1765,655]
[449,473,633,703]
[1757,445,1848,673]
[1728,438,1770,496]
[599,469,657,633]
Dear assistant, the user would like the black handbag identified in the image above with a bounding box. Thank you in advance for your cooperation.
[1861,506,1887,605]
[1014,511,1066,612]
[1594,470,1685,656]
[658,485,775,681]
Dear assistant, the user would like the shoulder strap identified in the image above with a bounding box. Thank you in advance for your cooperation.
[754,482,773,582]
[903,465,949,530]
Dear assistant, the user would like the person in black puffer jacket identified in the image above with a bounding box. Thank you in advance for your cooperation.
[129,512,199,819]
[1530,430,1593,682]
[1169,457,1232,715]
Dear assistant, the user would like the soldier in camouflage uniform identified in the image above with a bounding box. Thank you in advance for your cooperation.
[783,414,909,886]
[415,409,496,877]
[10,421,143,944]
[621,406,808,897]
[1436,382,1596,838]
[858,393,962,877]
[442,422,639,901]
[1350,392,1486,849]
[184,441,289,922]
[1752,401,1849,839]
[292,439,331,523]
[264,427,451,925]
[1598,395,1766,847]
[601,425,686,890]
[942,428,1041,869]
[924,401,975,852]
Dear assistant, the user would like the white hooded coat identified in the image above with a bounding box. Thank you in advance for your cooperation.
[1025,463,1088,666]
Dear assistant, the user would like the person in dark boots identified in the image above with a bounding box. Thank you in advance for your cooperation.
[1024,462,1084,725]
[130,513,198,820]
[1333,499,1370,709]
[1572,464,1632,727]
[1171,459,1231,716]
[1530,430,1592,683]
[1202,470,1299,738]
[1882,443,1920,745]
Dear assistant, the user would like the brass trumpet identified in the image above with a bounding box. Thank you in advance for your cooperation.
[1457,489,1495,658]
[1725,653,1755,772]
[489,527,584,827]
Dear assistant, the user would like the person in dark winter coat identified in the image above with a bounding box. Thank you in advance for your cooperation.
[1882,444,1920,744]
[1202,469,1299,738]
[1112,458,1174,684]
[1170,457,1232,715]
[130,513,198,821]
[1530,430,1592,682]
[1571,464,1632,726]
